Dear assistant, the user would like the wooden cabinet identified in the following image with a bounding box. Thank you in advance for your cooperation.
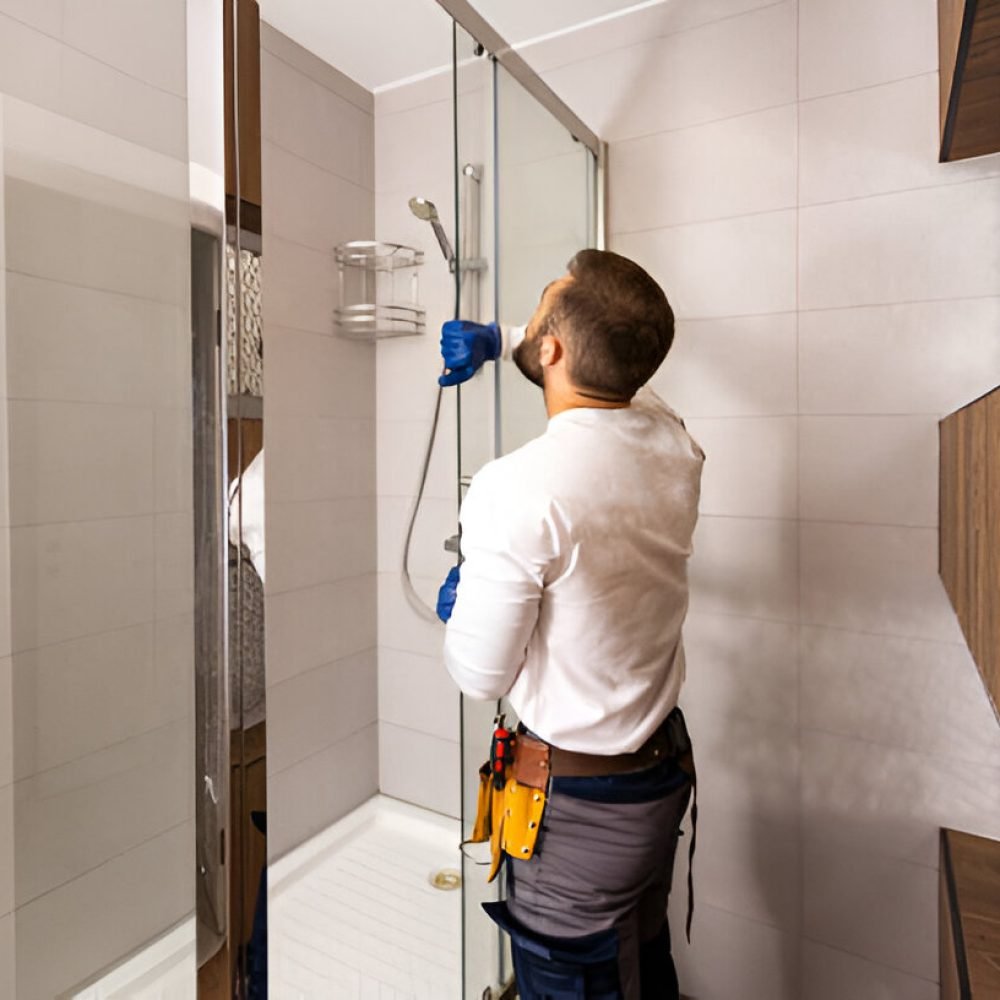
[938,0,1000,161]
[939,385,1000,721]
[940,829,1000,997]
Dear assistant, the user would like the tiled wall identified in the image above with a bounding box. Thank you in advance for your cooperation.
[260,26,380,859]
[373,71,473,819]
[0,2,195,997]
[517,0,1000,996]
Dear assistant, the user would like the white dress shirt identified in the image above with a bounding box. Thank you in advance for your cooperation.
[444,387,704,754]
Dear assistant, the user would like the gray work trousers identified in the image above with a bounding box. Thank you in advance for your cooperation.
[506,763,692,1000]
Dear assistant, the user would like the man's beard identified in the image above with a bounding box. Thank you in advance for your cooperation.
[513,334,544,388]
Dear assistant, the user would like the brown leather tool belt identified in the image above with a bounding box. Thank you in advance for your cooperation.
[512,707,691,789]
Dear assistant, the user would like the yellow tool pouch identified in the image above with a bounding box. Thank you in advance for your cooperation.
[468,762,547,882]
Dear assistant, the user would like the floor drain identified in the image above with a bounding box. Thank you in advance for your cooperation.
[429,868,462,891]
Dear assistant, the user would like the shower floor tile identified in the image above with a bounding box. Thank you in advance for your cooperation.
[269,794,463,1000]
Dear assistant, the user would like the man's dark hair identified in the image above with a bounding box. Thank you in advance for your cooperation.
[546,249,674,400]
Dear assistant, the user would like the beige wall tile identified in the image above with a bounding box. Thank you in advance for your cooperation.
[799,0,938,99]
[10,517,154,652]
[651,313,798,419]
[266,649,377,775]
[613,210,797,320]
[267,724,379,860]
[799,179,1000,309]
[13,822,193,999]
[800,522,962,642]
[799,415,939,526]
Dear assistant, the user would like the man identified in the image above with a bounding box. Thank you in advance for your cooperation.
[437,249,704,1000]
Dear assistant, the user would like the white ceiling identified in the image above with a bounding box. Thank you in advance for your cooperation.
[260,0,645,92]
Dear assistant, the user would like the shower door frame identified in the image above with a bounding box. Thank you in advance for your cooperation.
[441,6,608,997]
[435,0,608,251]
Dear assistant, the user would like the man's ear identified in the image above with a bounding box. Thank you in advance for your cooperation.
[540,334,563,367]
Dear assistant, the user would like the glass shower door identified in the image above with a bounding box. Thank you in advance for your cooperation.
[455,46,600,1000]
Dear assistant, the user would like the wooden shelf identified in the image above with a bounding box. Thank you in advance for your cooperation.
[940,829,1000,998]
[939,384,1000,722]
[939,0,1000,161]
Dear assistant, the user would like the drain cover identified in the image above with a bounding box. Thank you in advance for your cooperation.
[429,868,462,891]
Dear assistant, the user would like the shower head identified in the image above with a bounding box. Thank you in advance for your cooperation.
[408,196,439,222]
[409,196,455,265]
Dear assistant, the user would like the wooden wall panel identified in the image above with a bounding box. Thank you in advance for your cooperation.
[939,385,1000,721]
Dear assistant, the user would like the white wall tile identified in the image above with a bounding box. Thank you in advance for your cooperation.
[0,657,11,787]
[13,719,191,906]
[803,834,938,980]
[3,177,188,305]
[0,912,12,1000]
[800,74,1000,206]
[684,711,799,827]
[264,326,376,422]
[668,899,801,1000]
[266,498,376,596]
[377,571,445,661]
[263,141,373,252]
[687,416,798,519]
[379,721,459,818]
[612,104,797,231]
[265,576,377,687]
[799,179,1000,309]
[800,522,962,642]
[801,941,938,1000]
[799,0,938,100]
[153,407,193,514]
[263,236,339,337]
[5,273,187,408]
[63,0,187,98]
[266,649,377,776]
[651,313,798,419]
[801,627,1000,768]
[8,401,153,525]
[262,49,374,188]
[0,14,61,112]
[683,805,801,933]
[799,298,1000,416]
[58,45,187,160]
[802,729,1000,868]
[0,1,63,36]
[376,418,458,501]
[268,724,379,860]
[613,210,797,319]
[10,517,154,652]
[10,623,186,779]
[261,23,374,114]
[378,646,460,741]
[0,784,11,916]
[154,511,193,620]
[542,1,796,142]
[377,494,455,582]
[799,415,938,526]
[265,413,375,503]
[13,821,193,1000]
[681,612,798,727]
[688,516,799,623]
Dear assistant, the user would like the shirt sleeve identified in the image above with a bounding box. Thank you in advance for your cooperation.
[442,463,551,700]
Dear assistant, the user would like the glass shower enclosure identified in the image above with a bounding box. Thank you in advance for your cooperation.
[449,8,604,996]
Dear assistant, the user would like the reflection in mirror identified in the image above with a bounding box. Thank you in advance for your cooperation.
[0,0,201,996]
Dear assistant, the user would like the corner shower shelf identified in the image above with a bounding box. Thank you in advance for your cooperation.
[333,241,426,340]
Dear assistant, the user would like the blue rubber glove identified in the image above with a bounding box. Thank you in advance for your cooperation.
[439,320,501,387]
[436,564,461,623]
